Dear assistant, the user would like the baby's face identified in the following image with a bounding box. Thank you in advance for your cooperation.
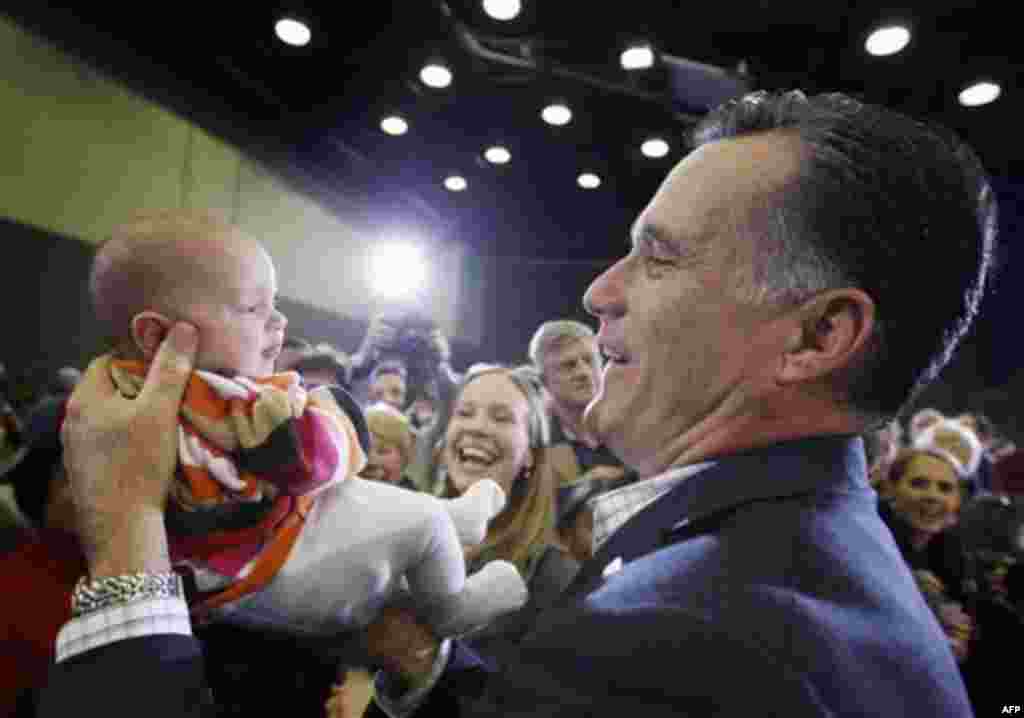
[182,240,287,377]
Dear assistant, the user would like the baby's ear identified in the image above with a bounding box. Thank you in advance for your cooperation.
[130,311,172,360]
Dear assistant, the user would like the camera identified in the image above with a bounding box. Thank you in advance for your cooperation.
[385,313,441,365]
[377,312,443,399]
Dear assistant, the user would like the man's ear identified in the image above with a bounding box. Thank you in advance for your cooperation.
[130,311,172,360]
[777,289,876,386]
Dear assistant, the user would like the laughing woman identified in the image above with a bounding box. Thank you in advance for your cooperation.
[345,365,578,717]
[437,364,579,665]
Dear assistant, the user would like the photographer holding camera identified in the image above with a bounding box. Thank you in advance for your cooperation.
[350,313,463,491]
[351,313,460,400]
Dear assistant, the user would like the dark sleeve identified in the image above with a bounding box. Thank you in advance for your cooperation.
[37,635,216,718]
[375,639,492,717]
[462,547,580,675]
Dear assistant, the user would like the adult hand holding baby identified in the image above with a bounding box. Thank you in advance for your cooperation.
[61,322,199,579]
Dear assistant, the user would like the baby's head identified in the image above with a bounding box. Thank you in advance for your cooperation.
[90,210,288,377]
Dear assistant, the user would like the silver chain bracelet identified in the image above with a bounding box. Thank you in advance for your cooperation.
[71,571,184,618]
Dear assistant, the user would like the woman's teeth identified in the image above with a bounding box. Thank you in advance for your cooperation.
[458,446,496,468]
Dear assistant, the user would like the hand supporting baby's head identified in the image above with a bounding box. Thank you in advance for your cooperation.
[90,210,287,378]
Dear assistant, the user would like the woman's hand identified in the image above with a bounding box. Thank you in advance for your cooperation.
[363,604,442,683]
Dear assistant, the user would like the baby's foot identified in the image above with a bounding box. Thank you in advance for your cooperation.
[443,479,506,545]
[429,560,527,637]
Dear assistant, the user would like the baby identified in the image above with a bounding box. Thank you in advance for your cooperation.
[87,210,526,641]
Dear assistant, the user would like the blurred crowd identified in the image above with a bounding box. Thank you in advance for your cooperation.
[865,408,1024,705]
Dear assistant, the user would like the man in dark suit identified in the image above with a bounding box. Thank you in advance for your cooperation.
[45,90,993,717]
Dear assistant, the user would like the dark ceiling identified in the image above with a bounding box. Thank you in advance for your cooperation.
[5,1,1024,388]
[5,1,1021,264]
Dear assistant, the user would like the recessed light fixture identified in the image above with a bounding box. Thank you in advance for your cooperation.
[641,138,669,158]
[482,0,522,21]
[959,81,1001,107]
[444,175,468,192]
[420,63,453,89]
[621,45,655,70]
[380,116,409,136]
[541,103,572,126]
[275,18,311,47]
[865,25,910,57]
[577,173,601,189]
[484,146,511,164]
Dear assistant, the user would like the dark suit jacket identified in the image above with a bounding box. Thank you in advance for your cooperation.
[39,436,974,717]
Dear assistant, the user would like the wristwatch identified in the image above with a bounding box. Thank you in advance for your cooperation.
[71,571,185,618]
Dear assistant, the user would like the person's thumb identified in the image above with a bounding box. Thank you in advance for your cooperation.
[138,322,198,410]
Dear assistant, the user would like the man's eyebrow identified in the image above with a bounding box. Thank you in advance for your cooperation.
[629,222,682,254]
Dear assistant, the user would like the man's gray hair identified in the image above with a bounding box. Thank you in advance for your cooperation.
[527,320,596,371]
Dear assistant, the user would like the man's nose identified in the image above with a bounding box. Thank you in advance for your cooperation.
[583,257,628,319]
[269,308,287,332]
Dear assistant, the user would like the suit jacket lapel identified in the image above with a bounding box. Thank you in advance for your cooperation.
[562,434,868,601]
[562,476,699,600]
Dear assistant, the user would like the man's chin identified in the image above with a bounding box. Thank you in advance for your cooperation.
[582,398,608,444]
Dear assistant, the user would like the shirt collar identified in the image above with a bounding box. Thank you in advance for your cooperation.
[589,434,868,552]
[590,461,715,552]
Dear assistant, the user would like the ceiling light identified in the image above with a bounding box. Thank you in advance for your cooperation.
[275,18,311,47]
[641,138,669,158]
[577,173,601,189]
[380,116,409,136]
[484,146,511,164]
[621,45,655,70]
[541,103,572,126]
[865,25,910,57]
[482,0,522,21]
[444,175,468,192]
[420,63,453,89]
[959,81,1001,107]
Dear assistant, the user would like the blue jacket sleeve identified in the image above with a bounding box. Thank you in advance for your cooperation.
[38,635,215,718]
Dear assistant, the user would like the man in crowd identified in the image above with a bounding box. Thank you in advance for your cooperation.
[43,90,991,716]
[367,361,408,411]
[527,320,631,559]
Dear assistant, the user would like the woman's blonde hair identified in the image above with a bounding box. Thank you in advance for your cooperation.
[364,402,415,469]
[444,364,561,575]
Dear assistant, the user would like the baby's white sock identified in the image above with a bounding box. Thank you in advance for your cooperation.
[443,479,506,545]
[428,560,528,637]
